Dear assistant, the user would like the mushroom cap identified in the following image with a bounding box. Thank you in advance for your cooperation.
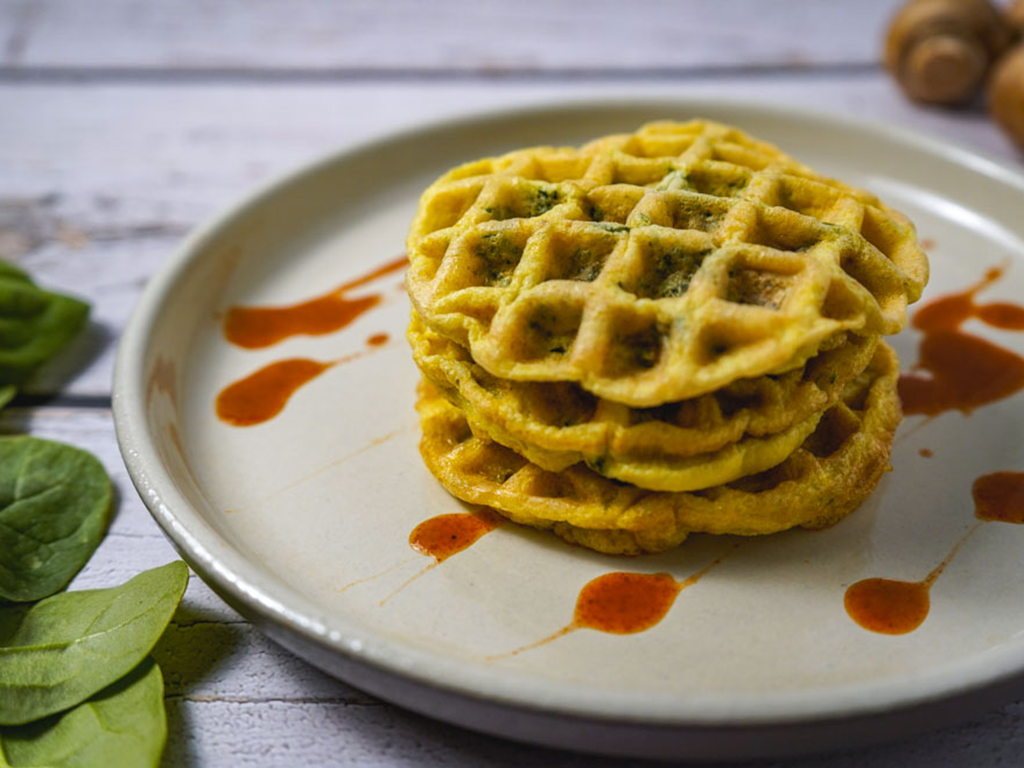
[990,46,1024,150]
[885,0,1013,105]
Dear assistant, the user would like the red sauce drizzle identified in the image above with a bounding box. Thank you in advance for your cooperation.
[376,509,505,606]
[845,469,1024,635]
[845,522,981,635]
[409,510,504,563]
[574,572,682,634]
[216,358,332,426]
[223,256,407,349]
[488,553,728,660]
[844,578,931,635]
[973,471,1024,524]
[216,344,384,427]
[898,266,1024,416]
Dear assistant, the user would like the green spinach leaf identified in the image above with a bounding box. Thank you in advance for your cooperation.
[0,437,112,603]
[0,259,89,387]
[0,561,188,725]
[0,386,14,411]
[0,658,166,768]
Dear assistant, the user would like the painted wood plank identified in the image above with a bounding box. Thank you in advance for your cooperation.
[0,76,1013,397]
[161,697,1024,768]
[0,0,902,72]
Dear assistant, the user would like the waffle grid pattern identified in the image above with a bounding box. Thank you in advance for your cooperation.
[407,120,928,406]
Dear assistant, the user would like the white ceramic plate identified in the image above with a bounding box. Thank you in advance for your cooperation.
[114,99,1024,760]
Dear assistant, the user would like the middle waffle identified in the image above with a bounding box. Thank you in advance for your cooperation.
[409,311,878,492]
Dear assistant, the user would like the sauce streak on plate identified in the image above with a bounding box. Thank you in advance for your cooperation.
[848,267,1024,635]
[845,470,1024,635]
[488,552,730,660]
[410,510,504,563]
[377,509,504,606]
[973,472,1024,524]
[844,577,933,635]
[574,572,682,634]
[223,255,407,348]
[899,266,1024,416]
[216,358,333,427]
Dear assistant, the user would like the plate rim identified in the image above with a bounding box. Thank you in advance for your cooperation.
[113,95,1024,735]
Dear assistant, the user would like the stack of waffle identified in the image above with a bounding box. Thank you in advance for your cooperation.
[405,121,928,555]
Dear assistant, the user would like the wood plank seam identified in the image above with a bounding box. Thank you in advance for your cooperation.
[0,62,883,85]
[164,695,388,706]
[7,395,112,409]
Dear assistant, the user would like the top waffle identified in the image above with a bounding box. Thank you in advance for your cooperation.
[406,120,928,406]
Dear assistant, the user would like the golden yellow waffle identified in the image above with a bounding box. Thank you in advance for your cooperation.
[415,342,900,555]
[410,312,878,491]
[406,120,927,406]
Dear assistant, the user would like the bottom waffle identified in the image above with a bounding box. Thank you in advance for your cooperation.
[415,343,901,555]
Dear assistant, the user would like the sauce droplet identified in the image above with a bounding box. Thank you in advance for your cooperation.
[919,448,933,458]
[844,522,981,635]
[487,551,730,660]
[215,346,382,427]
[973,471,1024,524]
[898,266,1024,416]
[409,509,504,563]
[216,358,332,426]
[223,256,407,349]
[366,332,390,347]
[844,578,930,635]
[225,293,380,349]
[377,509,505,606]
[573,572,681,634]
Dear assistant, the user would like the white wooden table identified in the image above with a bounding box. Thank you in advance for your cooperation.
[2,1,1023,765]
